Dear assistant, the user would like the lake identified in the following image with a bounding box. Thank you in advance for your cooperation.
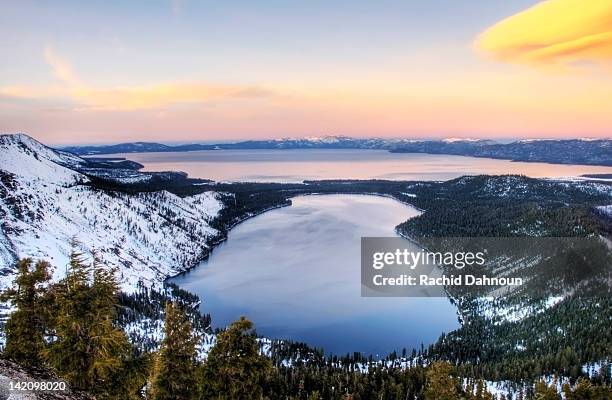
[113,149,612,182]
[170,194,460,356]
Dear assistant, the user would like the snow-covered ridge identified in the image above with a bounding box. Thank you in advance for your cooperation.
[441,137,494,144]
[1,133,83,165]
[0,133,85,184]
[0,134,223,292]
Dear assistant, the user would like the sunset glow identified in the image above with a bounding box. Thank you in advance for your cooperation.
[0,1,610,144]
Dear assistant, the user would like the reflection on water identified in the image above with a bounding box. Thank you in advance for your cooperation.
[113,149,612,182]
[171,195,460,356]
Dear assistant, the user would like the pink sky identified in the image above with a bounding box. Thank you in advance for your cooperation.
[1,1,611,145]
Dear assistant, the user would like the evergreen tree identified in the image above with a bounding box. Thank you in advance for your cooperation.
[88,251,133,399]
[201,316,272,400]
[467,379,495,400]
[0,258,51,367]
[148,301,199,400]
[44,248,131,398]
[562,378,612,399]
[424,361,459,400]
[44,247,91,385]
[533,380,560,400]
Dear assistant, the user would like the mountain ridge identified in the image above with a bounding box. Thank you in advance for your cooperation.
[57,135,612,167]
[0,134,223,292]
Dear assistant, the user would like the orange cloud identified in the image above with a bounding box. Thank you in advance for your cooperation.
[476,0,612,66]
[0,47,275,110]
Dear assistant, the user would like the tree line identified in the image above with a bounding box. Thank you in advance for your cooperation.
[2,250,612,399]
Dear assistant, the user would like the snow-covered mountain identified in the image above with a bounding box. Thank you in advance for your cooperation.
[61,135,469,154]
[0,134,223,292]
[63,136,612,167]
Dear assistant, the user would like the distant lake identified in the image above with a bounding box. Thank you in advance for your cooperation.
[112,149,612,182]
[170,194,460,356]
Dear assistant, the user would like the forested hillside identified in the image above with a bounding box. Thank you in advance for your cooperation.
[2,134,612,398]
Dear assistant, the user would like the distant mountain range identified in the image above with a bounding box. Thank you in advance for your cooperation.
[390,138,612,166]
[61,136,612,166]
[61,136,393,154]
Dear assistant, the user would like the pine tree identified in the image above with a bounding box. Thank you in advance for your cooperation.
[562,378,612,399]
[469,379,494,400]
[0,258,51,367]
[88,250,133,399]
[148,301,199,400]
[533,380,561,400]
[45,247,92,386]
[424,361,459,400]
[44,248,131,397]
[201,316,272,399]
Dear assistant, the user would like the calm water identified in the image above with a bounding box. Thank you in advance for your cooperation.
[114,149,612,182]
[171,195,460,356]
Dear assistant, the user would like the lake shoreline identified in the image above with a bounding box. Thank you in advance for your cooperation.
[170,193,460,355]
[111,149,612,182]
[166,190,425,284]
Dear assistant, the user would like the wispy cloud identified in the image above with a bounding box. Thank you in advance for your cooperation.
[43,46,80,85]
[71,83,276,110]
[475,0,612,66]
[0,46,275,110]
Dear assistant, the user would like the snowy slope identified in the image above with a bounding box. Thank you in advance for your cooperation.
[0,133,85,184]
[0,134,223,292]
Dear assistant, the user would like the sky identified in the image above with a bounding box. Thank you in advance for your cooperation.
[0,0,611,145]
